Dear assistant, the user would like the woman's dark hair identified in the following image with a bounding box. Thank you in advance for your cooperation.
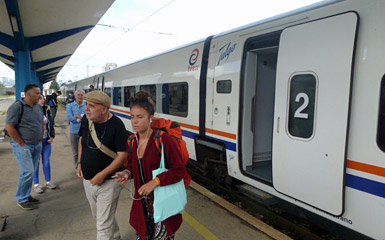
[131,91,155,115]
[40,93,46,105]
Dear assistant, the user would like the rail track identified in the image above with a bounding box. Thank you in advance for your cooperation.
[187,165,371,240]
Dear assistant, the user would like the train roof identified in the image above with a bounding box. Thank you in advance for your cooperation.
[67,0,345,85]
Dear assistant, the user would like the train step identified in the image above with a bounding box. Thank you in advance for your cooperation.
[237,184,278,206]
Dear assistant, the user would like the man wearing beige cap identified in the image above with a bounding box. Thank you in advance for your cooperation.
[76,91,127,240]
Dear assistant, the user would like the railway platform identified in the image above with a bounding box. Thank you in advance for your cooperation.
[0,100,289,240]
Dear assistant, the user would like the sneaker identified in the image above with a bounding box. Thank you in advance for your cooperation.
[28,195,40,204]
[17,202,37,210]
[34,184,43,193]
[46,182,57,189]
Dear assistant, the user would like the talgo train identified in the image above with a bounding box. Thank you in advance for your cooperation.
[62,0,385,238]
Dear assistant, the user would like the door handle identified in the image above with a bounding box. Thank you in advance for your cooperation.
[277,117,280,133]
[251,96,255,133]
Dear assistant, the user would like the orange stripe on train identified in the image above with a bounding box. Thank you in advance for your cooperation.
[110,107,130,114]
[110,108,237,140]
[347,160,385,178]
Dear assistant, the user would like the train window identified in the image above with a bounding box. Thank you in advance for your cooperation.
[217,80,232,93]
[104,87,111,98]
[377,75,385,152]
[162,82,188,117]
[288,74,317,139]
[140,84,157,108]
[112,87,122,106]
[124,86,136,107]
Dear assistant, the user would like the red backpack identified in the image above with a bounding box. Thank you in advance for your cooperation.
[127,117,191,188]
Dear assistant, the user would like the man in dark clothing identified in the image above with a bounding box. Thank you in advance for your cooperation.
[49,90,61,125]
[65,91,75,105]
[5,84,44,210]
[76,91,127,240]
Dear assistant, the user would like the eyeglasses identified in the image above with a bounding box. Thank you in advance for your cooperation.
[87,122,107,150]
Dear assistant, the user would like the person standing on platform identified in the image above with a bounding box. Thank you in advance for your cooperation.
[114,91,186,240]
[33,94,56,193]
[66,89,86,170]
[89,85,95,92]
[48,90,61,126]
[76,91,127,240]
[5,84,44,210]
[65,91,75,106]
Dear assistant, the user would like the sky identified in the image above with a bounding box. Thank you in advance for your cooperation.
[0,0,323,85]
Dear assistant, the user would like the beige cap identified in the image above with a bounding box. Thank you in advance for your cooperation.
[83,91,111,108]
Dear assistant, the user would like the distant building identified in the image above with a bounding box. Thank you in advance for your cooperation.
[0,77,15,86]
[0,87,15,95]
[102,63,117,72]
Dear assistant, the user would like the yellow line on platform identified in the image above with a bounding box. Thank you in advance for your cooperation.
[183,211,220,240]
[189,181,293,240]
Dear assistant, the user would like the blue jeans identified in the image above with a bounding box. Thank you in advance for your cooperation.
[11,142,42,203]
[33,139,52,184]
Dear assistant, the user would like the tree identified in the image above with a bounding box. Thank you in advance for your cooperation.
[0,83,4,88]
[49,80,60,91]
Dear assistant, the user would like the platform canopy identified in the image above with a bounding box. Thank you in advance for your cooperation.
[0,0,114,98]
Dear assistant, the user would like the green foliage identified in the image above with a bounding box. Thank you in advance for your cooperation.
[0,83,4,88]
[49,80,60,91]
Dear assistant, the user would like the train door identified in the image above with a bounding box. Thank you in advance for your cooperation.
[97,76,104,91]
[240,31,280,185]
[272,12,358,215]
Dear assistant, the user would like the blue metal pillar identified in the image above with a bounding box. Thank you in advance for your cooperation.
[13,40,31,100]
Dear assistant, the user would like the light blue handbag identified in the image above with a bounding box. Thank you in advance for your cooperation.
[152,145,187,223]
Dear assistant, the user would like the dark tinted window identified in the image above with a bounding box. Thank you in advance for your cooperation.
[140,85,157,109]
[377,75,385,152]
[162,82,188,117]
[288,74,317,139]
[112,87,122,106]
[217,80,232,93]
[124,86,136,107]
[104,87,111,98]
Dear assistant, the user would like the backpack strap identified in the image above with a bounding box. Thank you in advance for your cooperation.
[16,101,24,127]
[153,129,164,154]
[127,134,136,155]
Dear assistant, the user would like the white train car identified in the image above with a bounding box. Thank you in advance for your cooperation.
[64,0,385,238]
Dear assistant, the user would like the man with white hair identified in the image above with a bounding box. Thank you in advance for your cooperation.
[76,91,127,240]
[66,89,86,169]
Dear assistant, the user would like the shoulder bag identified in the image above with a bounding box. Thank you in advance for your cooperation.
[88,120,117,159]
[152,144,187,223]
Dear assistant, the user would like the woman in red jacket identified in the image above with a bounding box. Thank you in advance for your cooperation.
[115,91,186,240]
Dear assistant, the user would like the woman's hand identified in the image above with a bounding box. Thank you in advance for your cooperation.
[47,138,54,144]
[113,170,130,185]
[138,179,158,196]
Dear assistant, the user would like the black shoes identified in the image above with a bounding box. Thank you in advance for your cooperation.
[17,202,37,210]
[28,195,39,204]
[17,196,40,210]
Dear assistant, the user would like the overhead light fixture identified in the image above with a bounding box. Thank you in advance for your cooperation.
[10,15,19,32]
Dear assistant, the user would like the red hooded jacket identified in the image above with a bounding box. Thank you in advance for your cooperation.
[126,130,186,239]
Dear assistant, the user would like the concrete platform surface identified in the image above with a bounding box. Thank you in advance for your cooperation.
[0,99,278,240]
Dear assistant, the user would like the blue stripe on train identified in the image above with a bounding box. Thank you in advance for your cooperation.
[346,173,385,199]
[111,111,131,120]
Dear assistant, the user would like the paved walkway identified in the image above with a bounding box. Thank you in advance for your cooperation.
[0,101,276,240]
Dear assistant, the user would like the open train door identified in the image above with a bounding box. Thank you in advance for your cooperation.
[272,12,358,215]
